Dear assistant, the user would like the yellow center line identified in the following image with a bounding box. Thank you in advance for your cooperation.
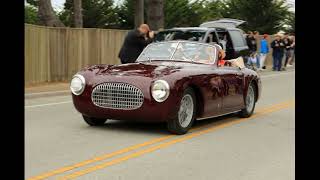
[27,100,294,180]
[58,102,294,180]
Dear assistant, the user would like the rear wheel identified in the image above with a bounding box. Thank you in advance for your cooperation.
[167,88,196,135]
[239,83,256,118]
[82,115,107,126]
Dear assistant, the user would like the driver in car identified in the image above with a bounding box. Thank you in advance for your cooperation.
[195,44,226,64]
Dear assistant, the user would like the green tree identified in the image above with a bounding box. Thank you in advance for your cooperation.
[284,12,295,33]
[25,5,40,24]
[61,0,119,28]
[116,0,220,29]
[114,0,135,29]
[195,0,224,23]
[26,0,65,27]
[220,0,291,34]
[164,0,203,28]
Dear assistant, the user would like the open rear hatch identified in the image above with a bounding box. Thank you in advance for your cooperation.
[200,18,246,28]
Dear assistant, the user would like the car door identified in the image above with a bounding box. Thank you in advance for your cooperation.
[194,71,223,119]
[218,66,244,112]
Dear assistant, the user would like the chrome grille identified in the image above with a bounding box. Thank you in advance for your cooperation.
[91,82,144,110]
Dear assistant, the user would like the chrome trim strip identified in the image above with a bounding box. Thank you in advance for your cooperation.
[196,110,241,120]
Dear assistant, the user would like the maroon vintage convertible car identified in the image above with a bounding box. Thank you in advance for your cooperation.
[70,41,261,134]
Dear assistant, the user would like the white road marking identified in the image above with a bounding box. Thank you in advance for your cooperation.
[25,101,72,109]
[25,71,294,109]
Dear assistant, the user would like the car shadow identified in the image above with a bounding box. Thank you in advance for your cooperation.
[89,113,240,135]
[193,113,239,129]
[91,120,170,135]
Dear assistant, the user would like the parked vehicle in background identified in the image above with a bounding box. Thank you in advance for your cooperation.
[155,19,250,61]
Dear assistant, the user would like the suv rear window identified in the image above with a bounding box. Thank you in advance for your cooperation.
[155,30,206,42]
[228,30,246,48]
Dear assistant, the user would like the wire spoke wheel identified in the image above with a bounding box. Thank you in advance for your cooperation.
[246,85,255,112]
[178,94,194,128]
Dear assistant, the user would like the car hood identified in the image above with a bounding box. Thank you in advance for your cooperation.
[84,61,191,79]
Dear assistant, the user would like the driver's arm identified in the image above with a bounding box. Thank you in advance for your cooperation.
[219,49,226,60]
[214,44,226,60]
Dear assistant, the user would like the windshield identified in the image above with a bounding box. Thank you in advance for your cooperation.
[137,41,218,65]
[155,30,206,42]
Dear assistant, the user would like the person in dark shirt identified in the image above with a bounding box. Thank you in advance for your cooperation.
[283,33,294,69]
[246,31,259,68]
[118,24,154,64]
[271,34,285,71]
[246,31,257,52]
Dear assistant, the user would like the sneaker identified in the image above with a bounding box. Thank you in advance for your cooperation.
[287,64,293,67]
[262,66,266,69]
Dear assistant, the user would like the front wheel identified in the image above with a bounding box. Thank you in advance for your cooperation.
[239,83,256,118]
[82,115,107,126]
[167,88,196,135]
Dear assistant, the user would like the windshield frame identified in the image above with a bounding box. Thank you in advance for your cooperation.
[155,29,207,42]
[136,41,218,65]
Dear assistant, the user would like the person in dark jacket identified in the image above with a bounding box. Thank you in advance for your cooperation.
[246,31,257,52]
[118,24,154,64]
[246,31,259,68]
[271,34,285,71]
[283,33,294,69]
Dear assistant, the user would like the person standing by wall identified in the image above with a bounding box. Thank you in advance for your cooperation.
[253,31,260,68]
[292,34,295,64]
[246,31,259,68]
[258,34,269,71]
[246,31,257,53]
[287,35,295,66]
[118,24,154,64]
[282,33,293,70]
[271,34,285,71]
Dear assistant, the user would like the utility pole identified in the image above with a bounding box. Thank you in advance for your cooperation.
[134,0,144,28]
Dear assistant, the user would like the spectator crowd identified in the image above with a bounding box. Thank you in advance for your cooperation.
[119,23,295,72]
[245,31,295,71]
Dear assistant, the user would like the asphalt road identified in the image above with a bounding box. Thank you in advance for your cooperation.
[25,70,295,180]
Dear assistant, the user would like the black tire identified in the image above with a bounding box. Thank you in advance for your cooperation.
[82,115,107,126]
[167,87,196,135]
[239,83,256,118]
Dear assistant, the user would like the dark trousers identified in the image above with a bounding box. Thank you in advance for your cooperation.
[284,50,293,67]
[273,52,283,71]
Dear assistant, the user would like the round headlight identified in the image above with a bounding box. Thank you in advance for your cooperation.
[151,80,170,102]
[70,74,85,95]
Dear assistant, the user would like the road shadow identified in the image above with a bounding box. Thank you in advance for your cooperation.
[193,113,239,128]
[90,120,170,135]
[88,112,240,135]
